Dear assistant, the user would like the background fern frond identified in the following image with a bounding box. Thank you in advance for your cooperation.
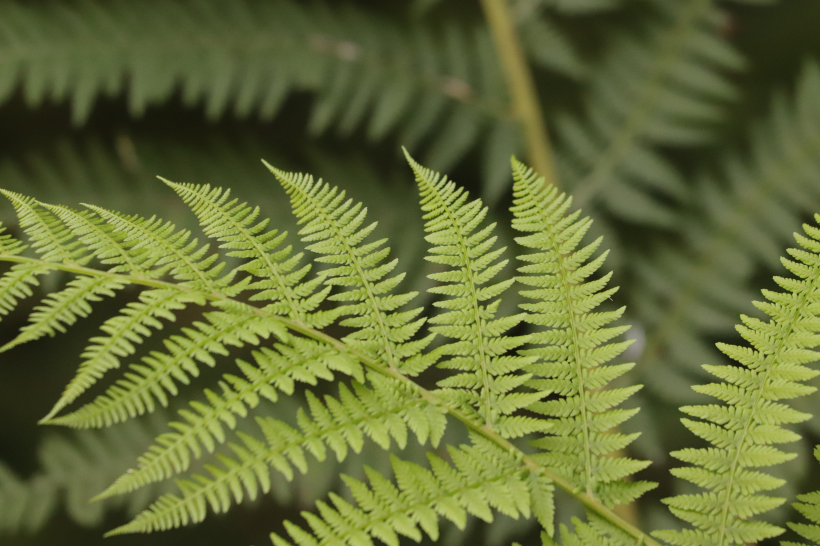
[270,432,553,546]
[558,0,743,226]
[656,216,820,545]
[510,158,654,509]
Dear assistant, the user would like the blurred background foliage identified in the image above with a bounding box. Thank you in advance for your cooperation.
[1,0,820,545]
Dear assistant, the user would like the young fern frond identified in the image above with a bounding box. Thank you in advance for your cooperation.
[509,158,655,509]
[656,216,820,546]
[405,151,543,437]
[784,446,820,546]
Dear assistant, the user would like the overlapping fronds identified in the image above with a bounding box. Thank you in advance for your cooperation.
[269,163,436,376]
[94,338,361,499]
[106,376,449,536]
[405,152,545,438]
[655,217,820,546]
[784,446,820,546]
[559,0,744,225]
[269,433,554,546]
[510,158,654,510]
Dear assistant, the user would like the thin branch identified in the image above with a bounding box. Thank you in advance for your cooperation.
[479,0,559,188]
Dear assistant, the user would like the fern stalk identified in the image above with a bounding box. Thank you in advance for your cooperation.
[479,0,557,188]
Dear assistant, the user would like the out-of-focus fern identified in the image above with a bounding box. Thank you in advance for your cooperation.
[558,0,744,226]
[0,416,172,536]
[0,0,579,180]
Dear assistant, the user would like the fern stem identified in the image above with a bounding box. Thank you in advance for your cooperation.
[479,0,558,188]
[3,253,659,545]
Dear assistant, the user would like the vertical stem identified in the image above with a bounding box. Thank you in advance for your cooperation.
[479,0,558,188]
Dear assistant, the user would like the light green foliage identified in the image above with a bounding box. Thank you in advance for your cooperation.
[784,447,820,546]
[407,153,544,437]
[510,159,654,509]
[655,217,820,545]
[0,157,650,545]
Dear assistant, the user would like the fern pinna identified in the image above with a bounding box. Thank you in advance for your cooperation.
[0,154,657,545]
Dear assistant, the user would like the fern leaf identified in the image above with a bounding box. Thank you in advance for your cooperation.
[108,375,447,535]
[95,337,359,499]
[405,151,541,436]
[510,158,654,508]
[49,308,286,428]
[269,163,437,376]
[0,190,89,264]
[269,433,553,546]
[1,274,126,352]
[162,180,339,328]
[43,289,204,422]
[655,217,820,545]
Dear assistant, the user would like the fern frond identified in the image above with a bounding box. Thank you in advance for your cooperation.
[510,158,653,509]
[94,336,360,499]
[107,375,448,536]
[784,446,820,546]
[269,433,553,546]
[44,289,204,422]
[163,180,339,329]
[50,308,286,429]
[561,0,743,225]
[404,152,542,438]
[655,217,820,545]
[269,163,437,376]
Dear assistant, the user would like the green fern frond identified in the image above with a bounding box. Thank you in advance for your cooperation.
[655,216,820,546]
[50,308,286,428]
[162,180,339,328]
[94,337,359,500]
[269,163,437,377]
[107,375,448,536]
[509,158,654,508]
[784,446,820,546]
[561,0,743,225]
[269,433,553,546]
[405,152,543,437]
[544,511,640,546]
